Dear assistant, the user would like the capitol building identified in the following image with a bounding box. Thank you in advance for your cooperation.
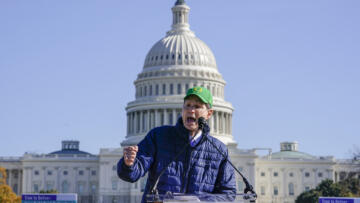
[0,1,358,203]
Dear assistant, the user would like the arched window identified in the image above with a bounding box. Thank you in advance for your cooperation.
[261,186,265,195]
[62,181,69,193]
[289,183,294,196]
[273,186,278,196]
[77,182,84,193]
[33,184,39,193]
[90,183,97,193]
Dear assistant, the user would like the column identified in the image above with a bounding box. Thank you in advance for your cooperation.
[164,109,168,125]
[23,167,33,193]
[126,113,130,135]
[55,167,60,192]
[86,167,91,194]
[209,114,213,132]
[268,168,273,199]
[8,170,12,191]
[281,168,286,197]
[171,109,176,125]
[230,114,232,134]
[326,169,333,181]
[139,111,143,133]
[147,110,151,131]
[300,168,304,191]
[313,169,318,185]
[225,113,228,134]
[219,112,223,134]
[155,109,159,127]
[128,113,132,135]
[19,170,22,194]
[222,112,226,135]
[42,167,46,191]
[74,167,78,193]
[214,111,218,133]
[134,112,138,133]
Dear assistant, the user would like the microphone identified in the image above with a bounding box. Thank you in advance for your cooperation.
[198,117,257,202]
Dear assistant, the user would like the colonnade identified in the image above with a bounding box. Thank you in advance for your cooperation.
[127,109,232,136]
[5,169,22,195]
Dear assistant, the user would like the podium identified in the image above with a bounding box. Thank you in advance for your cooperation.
[146,193,257,203]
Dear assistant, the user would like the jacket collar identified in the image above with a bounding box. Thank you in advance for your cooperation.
[175,117,210,143]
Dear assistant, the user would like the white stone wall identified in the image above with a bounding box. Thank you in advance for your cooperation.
[254,159,335,203]
[20,153,98,200]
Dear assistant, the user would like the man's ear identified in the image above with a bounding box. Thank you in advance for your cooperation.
[206,109,214,120]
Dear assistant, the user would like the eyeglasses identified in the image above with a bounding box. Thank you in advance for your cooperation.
[183,104,207,111]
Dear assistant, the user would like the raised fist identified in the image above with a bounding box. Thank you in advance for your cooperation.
[123,146,138,166]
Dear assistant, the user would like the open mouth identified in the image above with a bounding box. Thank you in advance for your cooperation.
[187,117,196,124]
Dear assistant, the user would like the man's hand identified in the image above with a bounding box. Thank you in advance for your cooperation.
[123,146,138,166]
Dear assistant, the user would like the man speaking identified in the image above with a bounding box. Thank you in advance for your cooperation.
[117,86,236,203]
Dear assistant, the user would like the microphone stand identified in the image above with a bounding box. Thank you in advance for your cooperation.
[198,117,257,203]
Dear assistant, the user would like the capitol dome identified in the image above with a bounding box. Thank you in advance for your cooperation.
[144,32,217,69]
[121,0,236,146]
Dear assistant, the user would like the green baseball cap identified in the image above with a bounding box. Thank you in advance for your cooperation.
[184,86,213,108]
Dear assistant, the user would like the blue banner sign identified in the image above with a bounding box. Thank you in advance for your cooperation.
[22,194,77,203]
[319,197,360,203]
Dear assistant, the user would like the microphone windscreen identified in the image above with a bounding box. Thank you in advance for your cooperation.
[198,117,206,130]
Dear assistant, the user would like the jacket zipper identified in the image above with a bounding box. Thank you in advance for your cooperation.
[184,149,195,193]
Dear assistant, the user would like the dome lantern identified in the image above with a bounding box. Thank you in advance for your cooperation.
[167,0,193,37]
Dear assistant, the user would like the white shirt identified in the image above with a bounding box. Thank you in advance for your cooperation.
[189,130,202,147]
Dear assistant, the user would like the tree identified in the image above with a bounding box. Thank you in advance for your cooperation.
[295,189,321,203]
[295,179,360,203]
[0,167,21,203]
[316,179,343,197]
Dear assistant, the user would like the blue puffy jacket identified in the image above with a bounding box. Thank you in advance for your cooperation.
[117,118,236,203]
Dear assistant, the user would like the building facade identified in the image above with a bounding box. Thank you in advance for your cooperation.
[1,1,359,203]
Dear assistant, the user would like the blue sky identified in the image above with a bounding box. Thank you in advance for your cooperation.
[0,0,359,159]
